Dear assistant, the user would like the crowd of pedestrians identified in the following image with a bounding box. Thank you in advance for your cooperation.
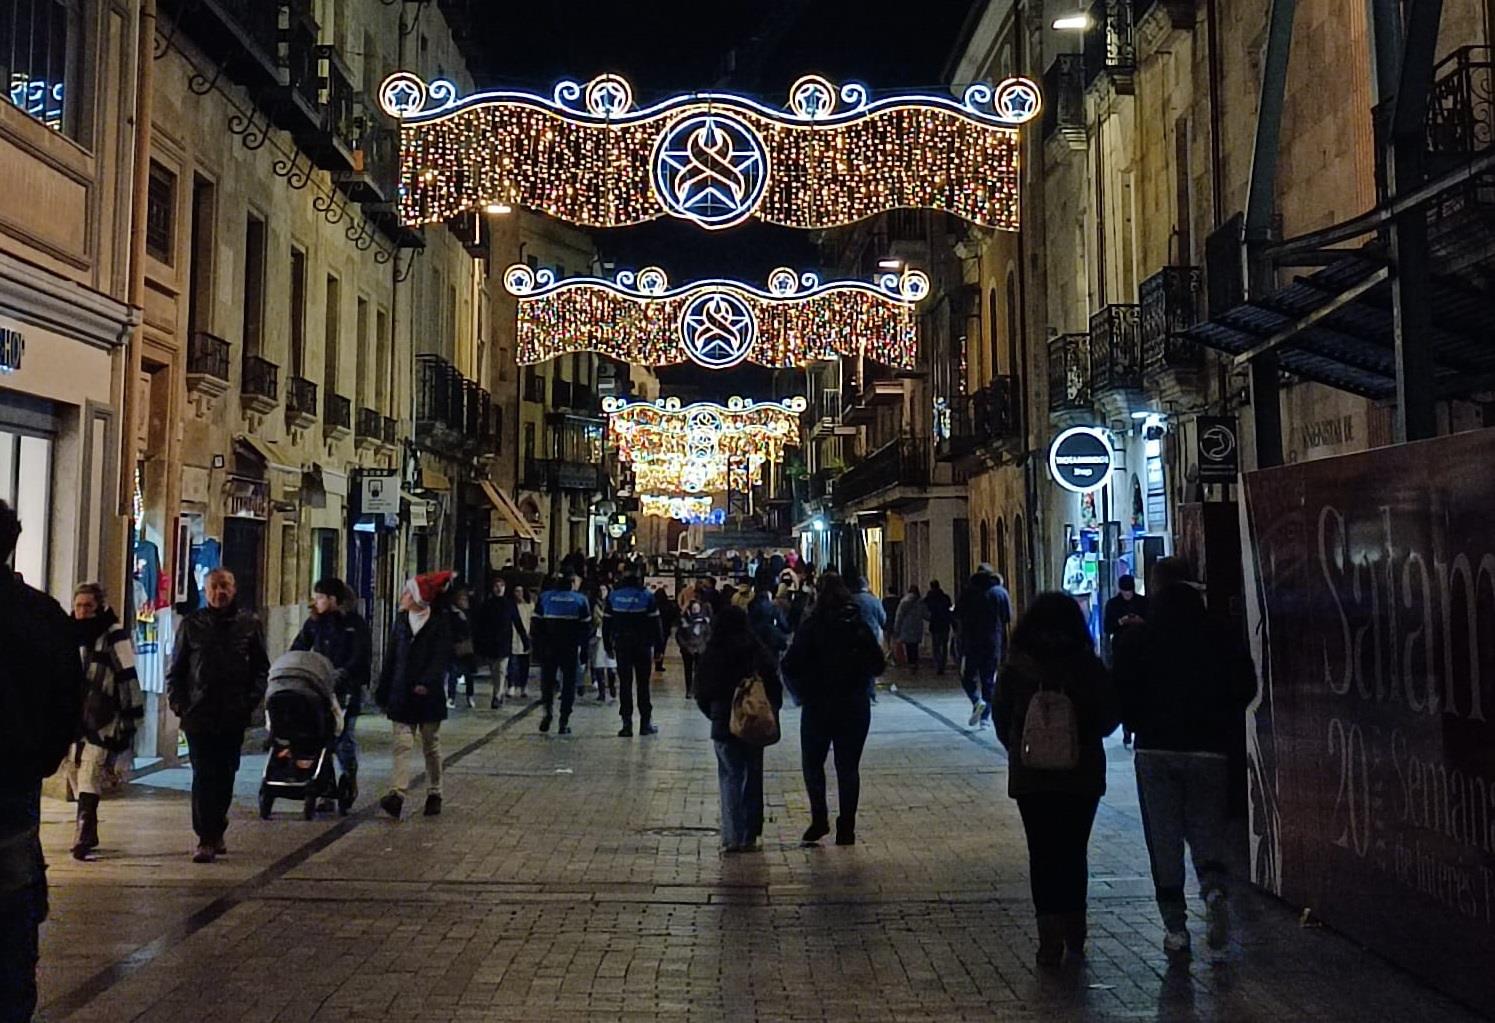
[3,484,1261,1016]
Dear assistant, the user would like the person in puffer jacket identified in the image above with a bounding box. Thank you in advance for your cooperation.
[166,568,270,864]
[66,582,143,861]
[290,578,371,803]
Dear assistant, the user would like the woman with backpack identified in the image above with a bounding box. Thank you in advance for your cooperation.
[68,583,144,860]
[675,599,711,698]
[993,591,1121,968]
[781,574,885,846]
[694,606,782,852]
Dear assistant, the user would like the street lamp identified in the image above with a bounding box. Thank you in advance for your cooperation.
[1052,12,1091,29]
[877,258,902,270]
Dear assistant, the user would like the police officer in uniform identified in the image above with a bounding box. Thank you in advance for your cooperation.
[531,574,592,734]
[603,569,665,737]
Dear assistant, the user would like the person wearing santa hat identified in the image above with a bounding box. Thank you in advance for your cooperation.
[374,571,456,818]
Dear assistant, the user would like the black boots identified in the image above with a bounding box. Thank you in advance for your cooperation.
[801,818,831,844]
[71,793,100,860]
[1062,911,1087,957]
[1036,915,1065,969]
[423,793,442,816]
[834,816,856,846]
[380,792,403,819]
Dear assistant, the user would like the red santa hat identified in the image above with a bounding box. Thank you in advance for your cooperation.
[405,570,454,608]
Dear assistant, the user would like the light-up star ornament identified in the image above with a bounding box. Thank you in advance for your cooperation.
[680,292,757,369]
[652,113,770,229]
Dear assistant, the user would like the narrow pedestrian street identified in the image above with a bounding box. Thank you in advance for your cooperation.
[37,662,1475,1023]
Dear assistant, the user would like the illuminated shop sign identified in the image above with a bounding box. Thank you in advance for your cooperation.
[1048,426,1115,493]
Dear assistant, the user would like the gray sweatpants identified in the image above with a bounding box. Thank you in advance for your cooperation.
[1134,749,1230,930]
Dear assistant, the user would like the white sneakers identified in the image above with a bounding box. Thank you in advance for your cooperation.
[968,699,987,727]
[1206,890,1230,949]
[1164,929,1191,958]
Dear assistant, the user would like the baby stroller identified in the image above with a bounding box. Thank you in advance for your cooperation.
[259,651,350,820]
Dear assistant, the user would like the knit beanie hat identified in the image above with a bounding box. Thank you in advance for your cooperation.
[406,570,455,608]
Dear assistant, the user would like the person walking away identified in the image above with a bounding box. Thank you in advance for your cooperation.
[1102,574,1148,747]
[1113,558,1257,959]
[445,583,478,709]
[848,575,886,645]
[167,568,270,862]
[994,592,1120,968]
[747,578,790,658]
[954,564,1012,728]
[893,585,929,672]
[654,586,680,673]
[589,583,619,703]
[473,573,528,709]
[509,585,535,699]
[695,606,782,852]
[531,574,591,734]
[782,574,885,846]
[924,580,954,674]
[604,570,664,737]
[290,578,371,807]
[66,583,143,860]
[0,500,84,1021]
[375,572,456,818]
[676,599,712,698]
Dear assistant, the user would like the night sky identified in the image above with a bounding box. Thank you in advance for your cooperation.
[464,0,978,393]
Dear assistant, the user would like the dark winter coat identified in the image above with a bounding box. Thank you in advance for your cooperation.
[781,603,885,713]
[531,588,592,660]
[695,633,784,742]
[167,605,270,735]
[0,570,82,785]
[924,589,954,631]
[376,611,456,726]
[1103,592,1150,639]
[602,584,664,656]
[994,647,1119,799]
[77,609,144,752]
[746,593,790,653]
[954,572,1012,662]
[1112,584,1257,756]
[472,592,528,659]
[290,609,372,716]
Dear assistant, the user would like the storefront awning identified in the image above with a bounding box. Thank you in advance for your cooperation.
[233,433,299,474]
[1181,252,1495,400]
[479,480,538,542]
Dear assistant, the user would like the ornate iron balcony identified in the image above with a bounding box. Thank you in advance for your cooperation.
[285,375,318,430]
[1047,333,1091,413]
[1083,0,1136,95]
[324,392,352,433]
[1089,304,1143,394]
[1042,55,1087,148]
[937,376,1019,461]
[1140,266,1205,373]
[241,354,279,414]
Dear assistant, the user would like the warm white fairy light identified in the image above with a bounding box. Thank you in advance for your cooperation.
[380,72,1040,231]
[505,265,928,370]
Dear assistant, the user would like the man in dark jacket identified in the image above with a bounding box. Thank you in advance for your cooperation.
[654,586,680,672]
[473,573,528,708]
[953,564,1012,728]
[1112,559,1257,959]
[746,579,790,656]
[376,571,456,819]
[0,500,83,1021]
[923,580,954,674]
[290,578,371,800]
[532,574,591,734]
[167,568,270,863]
[603,570,664,737]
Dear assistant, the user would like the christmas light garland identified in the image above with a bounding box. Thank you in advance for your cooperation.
[506,266,928,369]
[639,494,724,525]
[608,396,804,494]
[380,72,1039,231]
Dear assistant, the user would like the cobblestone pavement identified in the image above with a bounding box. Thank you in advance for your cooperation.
[36,661,1485,1022]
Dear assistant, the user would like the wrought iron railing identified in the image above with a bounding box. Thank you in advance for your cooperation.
[1427,45,1493,159]
[551,378,573,409]
[1047,333,1090,413]
[1089,304,1143,394]
[324,392,351,431]
[1042,55,1086,145]
[186,331,230,381]
[416,354,461,429]
[242,354,279,403]
[315,45,358,155]
[818,389,842,423]
[286,375,318,418]
[356,406,382,440]
[280,1,319,112]
[382,415,397,444]
[1140,267,1205,372]
[834,438,927,507]
[1083,0,1136,93]
[938,376,1019,460]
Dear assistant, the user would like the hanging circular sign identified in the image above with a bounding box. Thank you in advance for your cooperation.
[1048,426,1115,493]
[679,291,757,369]
[651,112,769,229]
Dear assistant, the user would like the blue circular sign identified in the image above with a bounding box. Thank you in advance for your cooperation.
[652,112,769,229]
[679,290,757,369]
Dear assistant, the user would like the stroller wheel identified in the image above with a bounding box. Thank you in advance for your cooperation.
[258,790,275,820]
[302,794,317,820]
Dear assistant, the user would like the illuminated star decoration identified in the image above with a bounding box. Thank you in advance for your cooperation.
[607,396,806,495]
[381,72,1041,231]
[504,265,929,370]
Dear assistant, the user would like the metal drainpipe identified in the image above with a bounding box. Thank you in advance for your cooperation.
[117,0,157,605]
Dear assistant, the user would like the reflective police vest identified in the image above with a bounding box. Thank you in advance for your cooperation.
[603,585,661,653]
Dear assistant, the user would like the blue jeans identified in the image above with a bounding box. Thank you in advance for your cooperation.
[1135,750,1231,929]
[335,715,358,774]
[714,740,764,848]
[961,653,998,719]
[0,781,44,1023]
